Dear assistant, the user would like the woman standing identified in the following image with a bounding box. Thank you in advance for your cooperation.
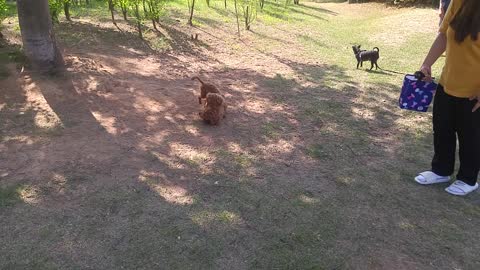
[415,0,480,196]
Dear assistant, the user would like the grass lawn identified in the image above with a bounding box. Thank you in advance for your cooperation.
[1,1,479,269]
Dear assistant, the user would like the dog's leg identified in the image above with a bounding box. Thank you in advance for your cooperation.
[357,61,360,69]
[375,62,379,70]
[370,61,374,70]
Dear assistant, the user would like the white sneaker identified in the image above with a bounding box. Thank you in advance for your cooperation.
[445,180,479,196]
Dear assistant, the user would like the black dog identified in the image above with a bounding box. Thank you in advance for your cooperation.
[352,45,380,70]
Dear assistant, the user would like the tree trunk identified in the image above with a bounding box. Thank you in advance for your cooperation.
[108,0,116,25]
[245,6,249,30]
[234,0,240,36]
[17,0,64,74]
[122,7,128,21]
[224,0,227,9]
[147,1,156,30]
[142,0,148,15]
[134,4,142,39]
[64,2,71,21]
[188,0,195,26]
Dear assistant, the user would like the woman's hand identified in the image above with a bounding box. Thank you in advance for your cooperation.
[469,94,480,112]
[420,65,433,82]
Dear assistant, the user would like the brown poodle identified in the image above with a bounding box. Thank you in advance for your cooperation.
[199,93,227,125]
[192,76,220,104]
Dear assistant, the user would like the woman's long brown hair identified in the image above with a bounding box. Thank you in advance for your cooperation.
[450,0,480,43]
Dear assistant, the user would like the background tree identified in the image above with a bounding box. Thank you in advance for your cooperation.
[240,0,256,30]
[131,0,143,38]
[0,0,6,38]
[17,0,64,73]
[107,0,116,24]
[0,0,7,23]
[63,0,72,21]
[145,0,165,30]
[116,0,130,20]
[49,0,63,23]
[234,0,240,35]
[187,0,195,26]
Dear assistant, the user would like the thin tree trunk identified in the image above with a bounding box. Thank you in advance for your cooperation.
[142,0,148,15]
[151,19,157,30]
[108,0,116,25]
[147,0,156,29]
[188,0,195,26]
[245,6,249,30]
[17,0,64,73]
[64,2,71,21]
[225,0,227,9]
[134,4,142,39]
[122,8,128,21]
[151,1,160,24]
[234,0,240,36]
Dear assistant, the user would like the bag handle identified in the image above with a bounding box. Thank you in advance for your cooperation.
[413,71,435,81]
[414,71,425,80]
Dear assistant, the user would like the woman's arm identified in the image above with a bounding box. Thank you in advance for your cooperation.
[439,1,444,17]
[420,33,447,80]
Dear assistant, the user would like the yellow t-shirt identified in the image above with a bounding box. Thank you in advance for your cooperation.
[439,0,480,98]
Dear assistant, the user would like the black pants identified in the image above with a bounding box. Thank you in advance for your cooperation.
[431,85,480,186]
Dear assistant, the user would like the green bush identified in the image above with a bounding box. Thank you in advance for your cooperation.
[0,0,7,21]
[49,0,64,23]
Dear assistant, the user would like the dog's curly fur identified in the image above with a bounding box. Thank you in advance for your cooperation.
[199,93,227,125]
[192,76,221,104]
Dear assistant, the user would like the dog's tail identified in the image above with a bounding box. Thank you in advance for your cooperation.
[191,76,204,85]
[373,47,380,52]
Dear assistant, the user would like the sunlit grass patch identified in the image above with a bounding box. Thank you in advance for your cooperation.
[306,143,330,159]
[262,121,282,139]
[191,210,242,226]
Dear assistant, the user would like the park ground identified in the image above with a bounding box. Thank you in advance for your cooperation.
[1,1,479,269]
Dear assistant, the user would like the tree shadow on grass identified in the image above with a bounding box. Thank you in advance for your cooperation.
[297,2,339,15]
[0,66,233,268]
[211,6,232,18]
[251,29,297,45]
[55,21,156,55]
[264,1,330,22]
[55,20,210,57]
[297,34,329,48]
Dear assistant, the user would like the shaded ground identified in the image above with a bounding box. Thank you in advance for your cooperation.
[1,2,479,270]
